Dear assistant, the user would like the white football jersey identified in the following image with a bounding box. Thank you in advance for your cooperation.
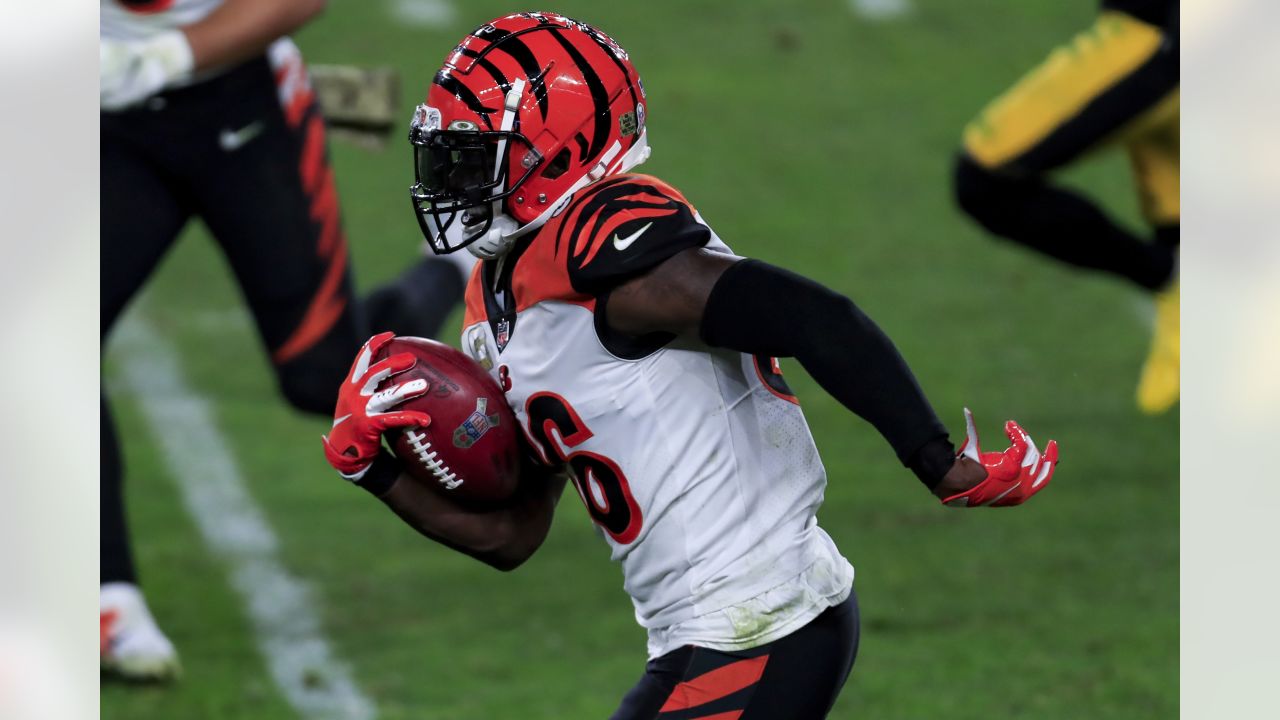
[459,174,854,658]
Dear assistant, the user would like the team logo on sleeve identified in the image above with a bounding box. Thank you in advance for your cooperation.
[467,326,494,370]
[453,398,502,448]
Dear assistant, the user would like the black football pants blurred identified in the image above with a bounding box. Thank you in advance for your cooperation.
[101,56,362,584]
[611,592,859,720]
[953,10,1179,292]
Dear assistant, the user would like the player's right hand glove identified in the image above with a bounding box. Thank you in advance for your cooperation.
[940,409,1059,507]
[100,31,194,111]
[322,332,431,481]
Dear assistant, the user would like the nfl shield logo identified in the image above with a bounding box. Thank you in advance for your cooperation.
[453,397,502,448]
[495,318,511,352]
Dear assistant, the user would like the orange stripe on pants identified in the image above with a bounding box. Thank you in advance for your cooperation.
[659,655,769,714]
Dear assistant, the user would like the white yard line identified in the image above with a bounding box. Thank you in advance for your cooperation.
[848,0,914,21]
[389,0,455,28]
[114,318,376,720]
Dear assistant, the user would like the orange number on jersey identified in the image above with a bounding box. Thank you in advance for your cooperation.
[524,392,643,544]
[753,355,799,405]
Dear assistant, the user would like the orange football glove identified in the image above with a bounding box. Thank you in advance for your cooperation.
[322,332,432,480]
[941,408,1059,507]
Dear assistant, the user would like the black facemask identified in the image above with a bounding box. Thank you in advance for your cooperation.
[408,125,543,255]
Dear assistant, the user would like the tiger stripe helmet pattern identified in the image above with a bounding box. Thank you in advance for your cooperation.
[409,12,652,259]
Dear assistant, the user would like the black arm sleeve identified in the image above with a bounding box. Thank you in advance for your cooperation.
[699,259,956,488]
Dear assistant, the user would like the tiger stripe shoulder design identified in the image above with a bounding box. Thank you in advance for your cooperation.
[511,173,710,305]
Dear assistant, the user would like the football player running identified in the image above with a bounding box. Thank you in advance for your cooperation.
[323,13,1060,718]
[953,0,1179,414]
[100,0,473,681]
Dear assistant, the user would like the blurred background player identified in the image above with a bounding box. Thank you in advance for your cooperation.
[952,0,1179,414]
[100,0,473,680]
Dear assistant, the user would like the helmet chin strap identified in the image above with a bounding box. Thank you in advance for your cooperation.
[468,214,520,261]
[468,78,527,261]
[469,114,654,261]
[505,129,653,245]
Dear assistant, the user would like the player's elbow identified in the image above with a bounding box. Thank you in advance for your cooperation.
[791,288,860,352]
[476,536,542,572]
[475,517,550,572]
[481,550,531,573]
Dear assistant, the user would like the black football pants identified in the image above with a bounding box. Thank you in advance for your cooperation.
[953,10,1179,292]
[101,54,364,585]
[611,591,859,720]
[101,49,472,587]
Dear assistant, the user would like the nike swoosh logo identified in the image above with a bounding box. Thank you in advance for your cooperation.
[219,120,265,151]
[612,222,652,251]
[332,414,352,428]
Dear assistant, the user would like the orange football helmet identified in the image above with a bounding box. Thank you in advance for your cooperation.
[409,12,651,259]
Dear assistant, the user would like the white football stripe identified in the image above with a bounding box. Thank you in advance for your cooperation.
[389,0,455,28]
[849,0,913,21]
[960,407,982,461]
[982,481,1021,506]
[361,364,392,396]
[1021,438,1041,469]
[114,318,376,720]
[1033,458,1053,487]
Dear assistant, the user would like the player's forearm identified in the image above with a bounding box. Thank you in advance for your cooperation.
[357,451,566,571]
[699,259,953,481]
[182,0,327,72]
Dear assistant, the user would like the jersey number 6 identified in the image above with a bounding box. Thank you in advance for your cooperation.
[524,392,643,545]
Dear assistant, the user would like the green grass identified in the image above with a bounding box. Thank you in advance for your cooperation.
[102,1,1177,718]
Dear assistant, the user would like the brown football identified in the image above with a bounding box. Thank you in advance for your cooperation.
[375,336,519,505]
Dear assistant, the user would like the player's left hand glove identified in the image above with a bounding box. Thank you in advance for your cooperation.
[100,31,194,111]
[322,332,432,481]
[940,408,1059,507]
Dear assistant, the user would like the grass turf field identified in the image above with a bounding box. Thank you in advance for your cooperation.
[101,1,1178,718]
